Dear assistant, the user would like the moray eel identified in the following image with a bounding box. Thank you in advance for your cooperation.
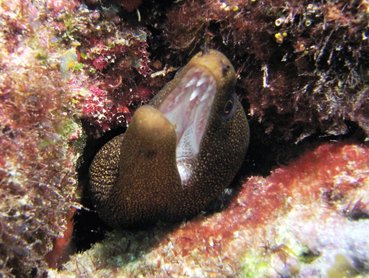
[89,50,249,227]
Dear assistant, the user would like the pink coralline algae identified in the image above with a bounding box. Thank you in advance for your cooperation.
[80,29,153,135]
[82,85,132,134]
[55,4,155,136]
[0,1,84,277]
[17,1,159,138]
[54,143,369,276]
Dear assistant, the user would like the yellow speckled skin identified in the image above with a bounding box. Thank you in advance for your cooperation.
[89,50,249,227]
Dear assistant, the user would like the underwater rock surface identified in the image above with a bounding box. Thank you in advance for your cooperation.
[54,143,369,277]
[163,0,369,142]
[0,1,83,277]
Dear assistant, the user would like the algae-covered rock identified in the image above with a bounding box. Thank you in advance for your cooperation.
[162,0,369,142]
[0,1,82,276]
[54,143,369,277]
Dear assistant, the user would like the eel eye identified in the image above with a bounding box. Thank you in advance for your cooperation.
[224,99,234,115]
[222,94,237,121]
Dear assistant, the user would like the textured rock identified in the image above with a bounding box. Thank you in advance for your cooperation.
[0,1,82,276]
[162,0,369,142]
[0,1,158,275]
[54,143,369,277]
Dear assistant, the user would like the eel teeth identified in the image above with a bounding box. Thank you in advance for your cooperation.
[190,88,200,101]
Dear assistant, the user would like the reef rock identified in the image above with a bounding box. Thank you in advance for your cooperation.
[0,1,82,276]
[54,143,369,277]
[162,0,369,142]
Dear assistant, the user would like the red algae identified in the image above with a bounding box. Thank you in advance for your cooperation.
[55,143,369,276]
[120,0,143,12]
[162,0,369,142]
[234,143,369,229]
[60,5,159,137]
[0,1,84,276]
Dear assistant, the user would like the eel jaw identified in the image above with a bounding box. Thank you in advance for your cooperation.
[158,67,217,185]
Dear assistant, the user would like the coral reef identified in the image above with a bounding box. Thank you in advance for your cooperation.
[161,0,369,142]
[53,3,156,137]
[78,22,152,136]
[53,143,369,276]
[0,0,167,275]
[1,0,369,276]
[0,1,84,276]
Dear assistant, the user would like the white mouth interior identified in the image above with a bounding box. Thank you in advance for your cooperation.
[158,67,217,184]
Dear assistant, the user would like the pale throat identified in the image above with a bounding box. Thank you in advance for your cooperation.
[158,67,217,185]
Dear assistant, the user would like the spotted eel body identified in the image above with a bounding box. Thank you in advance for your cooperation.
[89,50,249,227]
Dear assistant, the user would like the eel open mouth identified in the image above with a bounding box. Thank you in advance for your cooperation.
[158,67,217,184]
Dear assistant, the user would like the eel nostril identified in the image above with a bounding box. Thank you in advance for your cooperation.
[221,63,231,76]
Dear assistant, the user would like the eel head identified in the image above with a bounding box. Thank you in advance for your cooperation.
[89,50,249,227]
